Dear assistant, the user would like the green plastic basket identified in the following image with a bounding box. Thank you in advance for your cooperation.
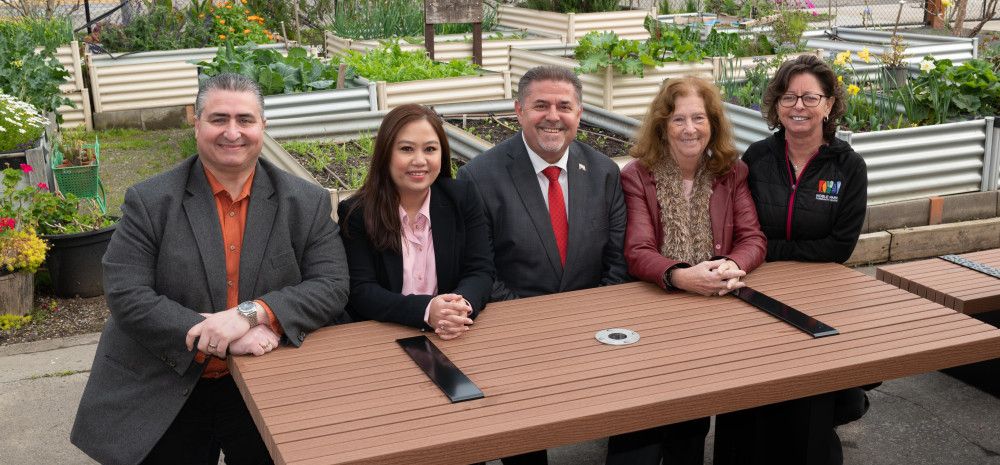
[51,137,106,213]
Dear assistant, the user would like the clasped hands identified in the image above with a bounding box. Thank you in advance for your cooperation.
[427,293,473,341]
[185,308,280,359]
[671,258,746,296]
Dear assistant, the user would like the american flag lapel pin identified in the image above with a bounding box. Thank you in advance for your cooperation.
[578,163,586,171]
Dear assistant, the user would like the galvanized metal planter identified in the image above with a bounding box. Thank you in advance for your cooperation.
[54,41,92,130]
[805,27,977,73]
[497,5,654,42]
[86,43,298,114]
[323,30,565,72]
[355,71,513,111]
[262,83,377,129]
[722,102,995,204]
[509,47,712,118]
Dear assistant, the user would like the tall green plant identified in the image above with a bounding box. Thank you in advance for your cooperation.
[0,17,72,50]
[328,0,497,40]
[97,1,213,52]
[0,29,71,114]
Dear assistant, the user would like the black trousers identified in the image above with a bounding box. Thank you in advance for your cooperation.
[141,375,273,465]
[605,417,710,465]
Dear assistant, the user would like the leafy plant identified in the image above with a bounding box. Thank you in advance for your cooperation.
[209,0,272,45]
[343,42,479,83]
[0,94,49,152]
[684,0,700,13]
[772,9,809,48]
[909,57,1000,124]
[198,43,350,95]
[0,29,71,115]
[1,165,115,237]
[95,1,213,52]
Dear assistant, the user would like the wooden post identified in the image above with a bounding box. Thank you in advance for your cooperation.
[926,0,945,28]
[425,0,483,64]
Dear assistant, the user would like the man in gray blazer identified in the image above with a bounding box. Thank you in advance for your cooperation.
[71,73,349,465]
[457,66,629,465]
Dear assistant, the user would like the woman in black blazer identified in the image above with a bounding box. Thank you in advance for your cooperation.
[338,104,494,339]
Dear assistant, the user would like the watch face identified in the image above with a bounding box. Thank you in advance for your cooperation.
[238,301,254,314]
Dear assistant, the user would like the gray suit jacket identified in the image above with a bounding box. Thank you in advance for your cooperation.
[70,156,349,465]
[457,133,629,300]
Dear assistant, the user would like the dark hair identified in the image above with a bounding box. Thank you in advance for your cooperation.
[762,54,845,141]
[195,73,264,118]
[343,104,451,253]
[517,65,583,105]
[629,76,739,177]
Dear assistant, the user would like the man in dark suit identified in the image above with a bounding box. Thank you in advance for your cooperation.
[457,65,630,465]
[71,73,349,465]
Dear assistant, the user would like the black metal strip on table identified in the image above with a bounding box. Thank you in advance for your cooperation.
[732,287,839,338]
[938,254,1000,280]
[397,335,484,403]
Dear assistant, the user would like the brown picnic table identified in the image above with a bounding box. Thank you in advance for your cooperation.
[229,261,1000,465]
[876,248,1000,315]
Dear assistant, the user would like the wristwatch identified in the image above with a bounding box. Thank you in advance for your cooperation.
[237,301,260,328]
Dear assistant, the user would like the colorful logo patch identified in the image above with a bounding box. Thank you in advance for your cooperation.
[818,180,841,195]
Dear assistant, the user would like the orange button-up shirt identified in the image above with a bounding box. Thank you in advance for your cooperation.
[196,167,282,378]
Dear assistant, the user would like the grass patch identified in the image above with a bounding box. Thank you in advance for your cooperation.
[96,128,195,215]
[28,369,89,379]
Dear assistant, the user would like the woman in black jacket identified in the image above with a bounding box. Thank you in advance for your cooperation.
[718,54,869,465]
[338,104,494,340]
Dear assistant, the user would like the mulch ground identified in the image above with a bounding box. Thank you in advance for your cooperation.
[0,294,109,345]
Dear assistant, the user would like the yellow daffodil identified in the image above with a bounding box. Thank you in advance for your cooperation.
[920,59,935,72]
[834,50,851,66]
[942,0,952,7]
[837,75,843,84]
[858,48,871,63]
[847,84,860,96]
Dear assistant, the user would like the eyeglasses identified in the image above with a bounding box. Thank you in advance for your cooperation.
[778,93,827,108]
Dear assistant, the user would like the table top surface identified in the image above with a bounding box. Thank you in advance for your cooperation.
[876,248,1000,314]
[230,261,1000,465]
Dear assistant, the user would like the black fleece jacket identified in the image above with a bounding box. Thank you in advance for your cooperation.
[742,130,868,263]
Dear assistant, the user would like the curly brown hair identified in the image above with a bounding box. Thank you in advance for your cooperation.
[629,76,739,177]
[762,54,845,141]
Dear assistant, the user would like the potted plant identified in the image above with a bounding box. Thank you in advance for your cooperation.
[0,168,49,315]
[2,163,116,298]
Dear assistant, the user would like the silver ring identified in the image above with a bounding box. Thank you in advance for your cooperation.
[208,343,218,349]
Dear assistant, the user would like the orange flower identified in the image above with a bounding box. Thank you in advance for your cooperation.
[226,4,232,8]
[218,18,225,24]
[218,34,227,40]
[241,0,247,4]
[198,13,205,19]
[243,28,250,34]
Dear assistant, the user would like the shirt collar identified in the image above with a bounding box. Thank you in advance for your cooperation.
[203,165,255,202]
[522,133,569,175]
[398,189,432,225]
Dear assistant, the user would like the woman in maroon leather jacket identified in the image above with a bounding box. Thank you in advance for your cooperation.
[610,77,767,465]
[622,76,766,296]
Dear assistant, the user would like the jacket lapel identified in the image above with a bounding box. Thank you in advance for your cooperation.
[183,158,227,312]
[506,136,563,279]
[430,183,456,290]
[561,146,586,287]
[239,161,277,302]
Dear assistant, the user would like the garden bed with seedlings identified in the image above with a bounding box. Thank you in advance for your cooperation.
[449,114,633,158]
[281,136,374,191]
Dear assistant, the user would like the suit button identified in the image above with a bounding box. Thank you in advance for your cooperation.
[298,332,305,341]
[160,354,167,361]
[167,359,176,367]
[182,388,190,396]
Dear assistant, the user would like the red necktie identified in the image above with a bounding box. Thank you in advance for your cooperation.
[542,166,567,266]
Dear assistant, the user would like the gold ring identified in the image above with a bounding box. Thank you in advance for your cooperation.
[208,343,218,349]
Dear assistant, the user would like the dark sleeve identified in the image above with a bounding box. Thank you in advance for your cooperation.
[258,189,350,346]
[102,187,204,376]
[722,162,767,272]
[450,183,495,318]
[767,153,868,263]
[621,164,687,289]
[456,165,520,302]
[601,167,630,286]
[337,200,432,330]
